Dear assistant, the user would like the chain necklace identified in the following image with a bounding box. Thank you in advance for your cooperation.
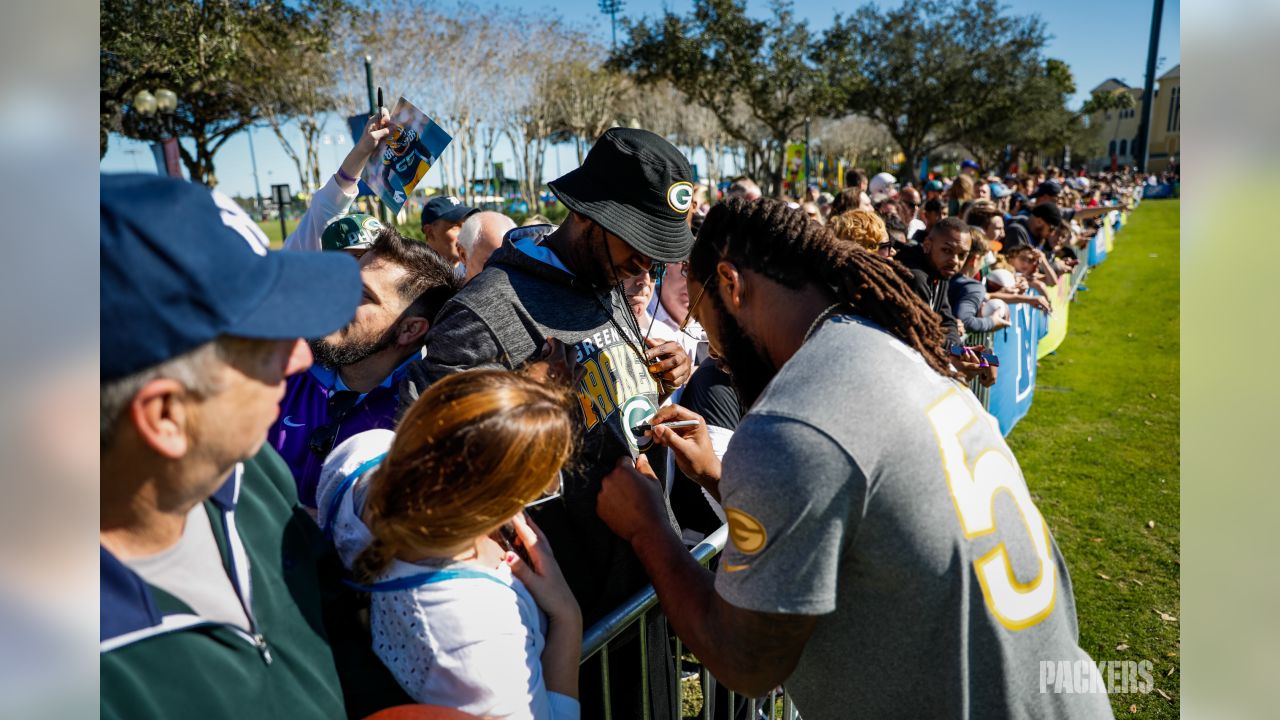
[802,303,849,344]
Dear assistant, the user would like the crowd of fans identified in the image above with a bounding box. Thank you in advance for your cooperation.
[101,109,1147,720]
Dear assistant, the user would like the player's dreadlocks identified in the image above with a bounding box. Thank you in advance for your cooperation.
[691,197,959,379]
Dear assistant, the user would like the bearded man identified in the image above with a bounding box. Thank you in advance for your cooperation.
[268,227,458,509]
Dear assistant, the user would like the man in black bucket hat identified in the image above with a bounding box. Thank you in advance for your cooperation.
[397,128,695,718]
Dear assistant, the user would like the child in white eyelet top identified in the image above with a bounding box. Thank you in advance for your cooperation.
[317,370,582,720]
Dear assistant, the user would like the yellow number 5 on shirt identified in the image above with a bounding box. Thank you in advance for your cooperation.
[926,388,1057,630]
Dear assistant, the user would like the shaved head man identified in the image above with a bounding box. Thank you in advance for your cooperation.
[457,211,517,283]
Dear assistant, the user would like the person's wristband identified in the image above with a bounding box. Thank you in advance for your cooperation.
[336,167,358,184]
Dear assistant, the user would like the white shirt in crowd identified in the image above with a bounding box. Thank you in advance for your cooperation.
[647,296,708,365]
[283,175,359,252]
[316,430,579,720]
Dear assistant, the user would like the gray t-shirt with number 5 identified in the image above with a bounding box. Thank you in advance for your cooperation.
[714,314,1112,719]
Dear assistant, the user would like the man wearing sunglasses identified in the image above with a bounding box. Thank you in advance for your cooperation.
[400,127,694,615]
[399,127,695,719]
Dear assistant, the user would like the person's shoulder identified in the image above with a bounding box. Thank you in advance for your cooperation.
[242,444,299,503]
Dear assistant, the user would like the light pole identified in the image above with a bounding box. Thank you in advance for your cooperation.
[599,0,624,52]
[247,125,265,219]
[133,87,181,178]
[364,55,388,223]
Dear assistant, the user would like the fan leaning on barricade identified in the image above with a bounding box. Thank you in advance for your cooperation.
[598,197,1114,720]
[398,127,697,720]
[100,175,376,719]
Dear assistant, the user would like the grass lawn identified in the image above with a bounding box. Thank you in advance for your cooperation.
[1006,199,1180,717]
[257,218,300,248]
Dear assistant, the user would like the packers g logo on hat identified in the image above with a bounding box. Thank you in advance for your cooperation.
[321,214,385,252]
[666,181,694,214]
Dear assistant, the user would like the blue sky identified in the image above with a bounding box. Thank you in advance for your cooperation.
[100,0,1180,198]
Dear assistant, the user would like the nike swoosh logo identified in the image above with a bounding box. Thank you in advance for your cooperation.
[722,563,750,573]
[281,416,305,428]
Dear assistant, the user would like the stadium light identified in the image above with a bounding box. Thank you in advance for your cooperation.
[598,0,624,51]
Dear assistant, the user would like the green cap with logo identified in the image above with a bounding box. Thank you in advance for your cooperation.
[321,214,385,252]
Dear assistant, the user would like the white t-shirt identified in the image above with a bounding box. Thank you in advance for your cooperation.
[317,430,579,720]
[647,296,708,365]
[124,504,250,631]
[283,174,359,252]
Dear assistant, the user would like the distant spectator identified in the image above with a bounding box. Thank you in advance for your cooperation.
[801,201,825,225]
[858,191,875,212]
[829,210,889,256]
[728,177,762,201]
[883,215,910,257]
[458,211,517,283]
[963,199,1006,250]
[421,195,479,267]
[900,186,925,238]
[868,172,898,203]
[624,269,680,345]
[649,262,708,365]
[912,198,946,244]
[948,227,1011,335]
[985,265,1053,316]
[844,168,868,195]
[946,174,975,218]
[923,178,944,201]
[1030,180,1062,206]
[960,159,981,176]
[828,188,862,218]
[522,213,553,227]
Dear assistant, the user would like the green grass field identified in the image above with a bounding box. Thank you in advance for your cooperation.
[1006,199,1180,717]
[258,218,300,248]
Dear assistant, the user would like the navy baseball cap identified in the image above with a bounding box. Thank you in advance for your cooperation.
[101,174,361,382]
[1031,180,1062,199]
[421,195,476,226]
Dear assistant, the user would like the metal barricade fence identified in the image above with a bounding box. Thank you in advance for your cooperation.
[580,524,800,720]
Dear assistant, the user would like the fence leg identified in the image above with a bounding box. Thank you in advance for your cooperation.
[601,646,613,720]
[728,690,735,718]
[702,666,713,720]
[639,612,651,720]
[783,690,795,720]
[675,637,683,718]
[748,697,758,719]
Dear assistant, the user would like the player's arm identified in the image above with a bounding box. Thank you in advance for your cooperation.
[619,500,817,696]
[600,415,858,696]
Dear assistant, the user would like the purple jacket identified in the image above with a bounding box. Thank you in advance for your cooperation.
[269,362,410,508]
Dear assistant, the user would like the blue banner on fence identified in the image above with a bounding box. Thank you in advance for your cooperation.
[986,299,1047,435]
[1087,230,1107,267]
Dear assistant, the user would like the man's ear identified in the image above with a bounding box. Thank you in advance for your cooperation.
[716,260,745,310]
[456,243,469,268]
[129,378,192,460]
[397,316,430,348]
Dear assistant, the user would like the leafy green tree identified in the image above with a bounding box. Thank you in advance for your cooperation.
[613,0,836,197]
[961,58,1135,172]
[819,0,1046,182]
[101,0,345,187]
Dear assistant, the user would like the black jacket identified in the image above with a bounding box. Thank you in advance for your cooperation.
[895,243,963,347]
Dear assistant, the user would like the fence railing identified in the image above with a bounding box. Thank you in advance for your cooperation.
[580,524,799,719]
